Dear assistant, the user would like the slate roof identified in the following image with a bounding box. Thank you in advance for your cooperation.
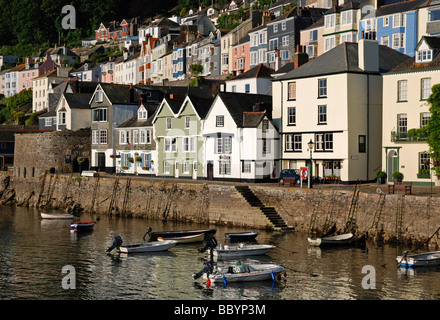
[63,93,93,109]
[228,64,275,81]
[99,83,140,104]
[375,0,429,17]
[186,94,215,119]
[217,92,272,127]
[276,41,410,80]
[242,111,266,128]
[118,110,157,128]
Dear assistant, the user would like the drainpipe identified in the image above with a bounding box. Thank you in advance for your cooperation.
[367,74,369,181]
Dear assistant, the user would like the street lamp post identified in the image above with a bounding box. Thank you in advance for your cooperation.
[307,139,314,189]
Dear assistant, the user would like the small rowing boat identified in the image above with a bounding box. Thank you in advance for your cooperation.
[118,240,177,253]
[208,243,276,259]
[307,233,354,247]
[70,221,95,232]
[107,235,177,254]
[224,232,259,243]
[397,250,440,268]
[193,261,285,284]
[41,212,74,220]
[157,233,205,244]
[147,227,216,241]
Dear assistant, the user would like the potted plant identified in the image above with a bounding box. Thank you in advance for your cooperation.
[121,166,129,170]
[392,171,403,182]
[142,166,149,171]
[376,171,387,184]
[127,157,134,163]
[135,156,142,163]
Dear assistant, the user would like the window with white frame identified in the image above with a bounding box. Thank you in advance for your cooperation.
[251,51,258,65]
[219,160,231,175]
[341,11,352,25]
[273,24,278,33]
[185,116,190,129]
[288,82,296,100]
[262,138,271,154]
[420,112,431,128]
[183,161,190,174]
[58,112,66,125]
[419,152,430,172]
[288,107,296,125]
[315,133,333,151]
[383,16,389,26]
[397,113,407,139]
[318,105,327,124]
[133,130,139,144]
[45,118,52,127]
[215,136,231,154]
[92,130,99,144]
[99,130,108,144]
[282,21,286,30]
[164,161,170,174]
[216,115,224,127]
[306,45,314,58]
[318,78,327,98]
[282,36,289,47]
[166,117,171,130]
[392,33,405,49]
[285,134,293,151]
[365,18,376,32]
[325,14,336,28]
[398,80,408,101]
[324,36,335,52]
[269,39,278,51]
[381,36,389,47]
[393,13,405,28]
[120,130,126,144]
[310,30,318,42]
[280,50,289,60]
[242,161,251,173]
[95,90,103,102]
[340,33,352,43]
[92,108,108,122]
[138,108,147,120]
[421,78,432,100]
[259,49,267,63]
[429,9,440,21]
[416,50,433,63]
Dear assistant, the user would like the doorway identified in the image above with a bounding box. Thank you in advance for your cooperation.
[387,149,398,182]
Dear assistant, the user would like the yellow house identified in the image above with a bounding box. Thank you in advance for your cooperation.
[382,36,440,185]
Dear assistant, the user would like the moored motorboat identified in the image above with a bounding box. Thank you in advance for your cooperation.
[224,232,259,243]
[70,221,95,232]
[157,233,204,244]
[208,243,276,259]
[307,233,354,247]
[193,261,285,284]
[147,227,216,241]
[397,250,440,268]
[107,235,177,254]
[41,212,74,219]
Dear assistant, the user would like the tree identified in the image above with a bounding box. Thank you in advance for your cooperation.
[189,63,204,77]
[426,83,440,177]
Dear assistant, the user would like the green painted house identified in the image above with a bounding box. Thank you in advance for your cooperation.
[153,93,214,179]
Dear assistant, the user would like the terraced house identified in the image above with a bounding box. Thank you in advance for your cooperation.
[153,90,214,179]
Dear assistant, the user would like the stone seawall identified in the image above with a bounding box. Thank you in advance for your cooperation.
[0,171,439,248]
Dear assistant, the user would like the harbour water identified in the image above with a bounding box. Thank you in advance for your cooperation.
[0,205,439,300]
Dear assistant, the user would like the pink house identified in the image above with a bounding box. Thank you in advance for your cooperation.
[18,55,56,93]
[231,35,250,76]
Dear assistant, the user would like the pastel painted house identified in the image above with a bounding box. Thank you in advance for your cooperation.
[152,92,214,179]
[382,36,440,185]
[272,38,409,182]
[90,83,140,173]
[203,92,279,182]
[55,92,93,131]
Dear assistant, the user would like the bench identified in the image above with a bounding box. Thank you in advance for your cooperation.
[81,170,99,177]
[387,182,412,195]
[278,177,297,187]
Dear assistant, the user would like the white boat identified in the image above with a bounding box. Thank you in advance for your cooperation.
[41,212,74,219]
[397,250,440,268]
[208,243,276,259]
[307,233,354,247]
[157,233,205,244]
[117,240,177,254]
[195,262,285,284]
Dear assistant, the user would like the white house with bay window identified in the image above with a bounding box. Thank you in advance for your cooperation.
[272,38,409,183]
[203,92,280,182]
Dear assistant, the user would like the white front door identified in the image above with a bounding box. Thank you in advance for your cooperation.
[192,161,197,179]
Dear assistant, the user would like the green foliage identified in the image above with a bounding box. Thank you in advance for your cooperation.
[0,89,33,124]
[189,63,204,77]
[392,171,403,179]
[217,15,240,30]
[427,84,440,177]
[25,113,39,126]
[376,171,387,179]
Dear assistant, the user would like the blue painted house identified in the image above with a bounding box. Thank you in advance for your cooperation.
[248,24,268,69]
[358,0,427,57]
[172,46,186,80]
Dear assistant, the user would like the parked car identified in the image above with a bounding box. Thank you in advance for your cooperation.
[279,169,301,184]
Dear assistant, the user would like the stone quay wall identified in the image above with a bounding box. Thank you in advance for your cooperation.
[0,171,439,248]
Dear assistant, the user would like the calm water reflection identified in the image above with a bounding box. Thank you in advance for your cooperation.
[0,205,439,300]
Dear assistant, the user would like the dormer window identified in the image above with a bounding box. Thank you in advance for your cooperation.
[416,49,433,63]
[138,104,148,120]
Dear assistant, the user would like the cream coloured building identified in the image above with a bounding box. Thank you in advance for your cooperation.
[32,68,71,113]
[272,38,409,183]
[382,36,440,185]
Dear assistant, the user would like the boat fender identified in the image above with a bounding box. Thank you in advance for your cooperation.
[271,271,275,282]
[222,275,227,287]
[107,236,123,252]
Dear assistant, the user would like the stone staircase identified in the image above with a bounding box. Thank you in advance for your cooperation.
[235,186,290,230]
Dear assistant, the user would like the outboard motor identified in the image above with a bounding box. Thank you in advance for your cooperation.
[143,226,153,241]
[107,236,123,252]
[198,235,218,253]
[193,262,213,280]
[70,204,83,217]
